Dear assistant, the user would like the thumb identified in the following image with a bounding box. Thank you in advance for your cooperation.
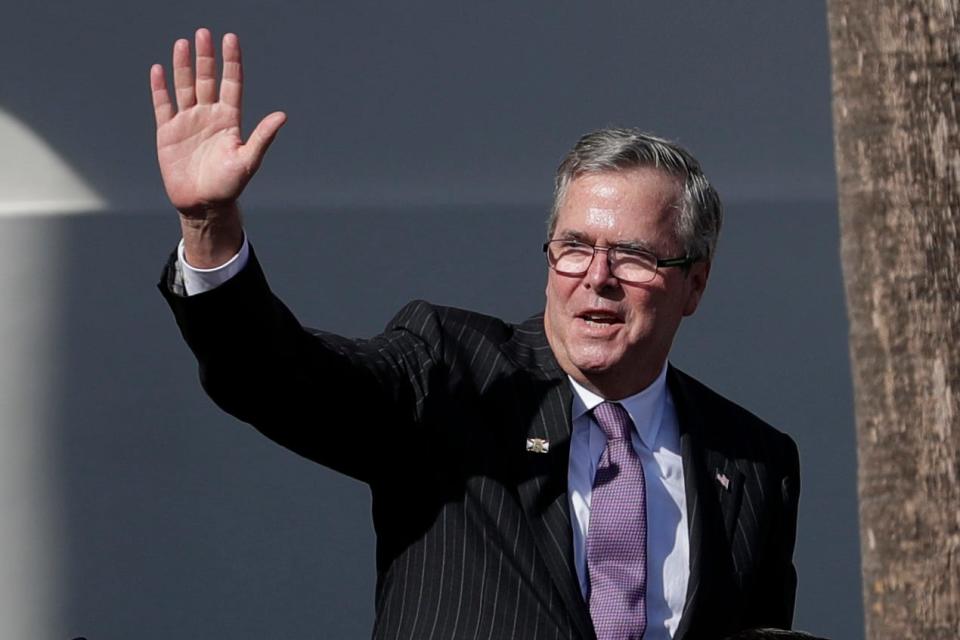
[243,111,287,171]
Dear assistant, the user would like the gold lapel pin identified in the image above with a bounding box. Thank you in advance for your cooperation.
[526,438,550,454]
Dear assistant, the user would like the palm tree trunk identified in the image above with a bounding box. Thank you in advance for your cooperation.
[827,1,960,638]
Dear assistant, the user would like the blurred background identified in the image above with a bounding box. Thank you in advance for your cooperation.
[0,2,857,638]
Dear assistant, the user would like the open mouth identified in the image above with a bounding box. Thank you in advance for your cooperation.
[577,311,623,327]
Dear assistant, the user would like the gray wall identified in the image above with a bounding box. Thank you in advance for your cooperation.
[0,2,859,639]
[1,2,835,208]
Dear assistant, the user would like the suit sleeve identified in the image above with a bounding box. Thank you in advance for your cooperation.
[776,433,801,625]
[159,246,448,483]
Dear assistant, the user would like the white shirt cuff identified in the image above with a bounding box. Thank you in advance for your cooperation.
[178,234,250,296]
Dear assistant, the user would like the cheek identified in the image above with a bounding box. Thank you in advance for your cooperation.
[622,292,668,334]
[544,279,563,332]
[546,274,575,308]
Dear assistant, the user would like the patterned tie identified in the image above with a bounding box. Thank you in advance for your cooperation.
[587,401,648,640]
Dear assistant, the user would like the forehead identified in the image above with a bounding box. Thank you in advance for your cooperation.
[555,167,682,238]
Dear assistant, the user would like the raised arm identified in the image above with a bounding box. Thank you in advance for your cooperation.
[150,28,286,267]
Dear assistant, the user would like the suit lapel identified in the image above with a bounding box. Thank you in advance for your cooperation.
[711,456,746,544]
[674,407,705,640]
[504,315,595,640]
[669,366,744,640]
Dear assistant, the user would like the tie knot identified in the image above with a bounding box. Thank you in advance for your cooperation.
[591,402,633,442]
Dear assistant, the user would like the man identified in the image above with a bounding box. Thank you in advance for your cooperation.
[154,29,799,640]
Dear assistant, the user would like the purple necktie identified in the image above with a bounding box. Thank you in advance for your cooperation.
[586,401,648,640]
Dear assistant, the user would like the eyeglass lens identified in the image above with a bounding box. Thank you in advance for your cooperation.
[547,242,657,283]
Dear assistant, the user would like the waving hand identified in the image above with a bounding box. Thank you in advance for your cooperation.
[150,28,285,266]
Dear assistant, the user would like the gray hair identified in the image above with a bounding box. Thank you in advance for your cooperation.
[548,128,723,262]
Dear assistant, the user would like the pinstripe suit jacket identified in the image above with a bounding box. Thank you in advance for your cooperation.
[161,249,800,640]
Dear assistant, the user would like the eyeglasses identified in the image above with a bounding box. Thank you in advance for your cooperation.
[542,239,695,284]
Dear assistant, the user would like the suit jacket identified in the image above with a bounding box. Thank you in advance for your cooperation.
[160,248,800,640]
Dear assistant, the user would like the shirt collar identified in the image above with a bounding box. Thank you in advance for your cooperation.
[568,362,669,449]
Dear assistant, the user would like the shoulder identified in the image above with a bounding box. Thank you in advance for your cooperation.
[383,301,560,384]
[384,300,531,359]
[386,300,514,342]
[669,365,799,470]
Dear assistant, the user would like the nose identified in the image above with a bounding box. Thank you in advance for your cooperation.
[584,246,619,290]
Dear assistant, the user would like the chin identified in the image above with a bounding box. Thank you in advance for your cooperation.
[568,349,622,376]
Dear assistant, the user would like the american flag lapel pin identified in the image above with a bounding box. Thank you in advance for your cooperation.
[526,438,550,454]
[716,470,731,491]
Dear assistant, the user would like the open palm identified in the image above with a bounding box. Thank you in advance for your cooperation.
[150,29,285,217]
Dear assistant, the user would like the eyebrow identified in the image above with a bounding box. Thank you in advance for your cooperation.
[556,230,589,242]
[554,230,657,253]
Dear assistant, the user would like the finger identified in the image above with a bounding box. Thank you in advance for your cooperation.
[172,38,196,110]
[150,64,175,127]
[242,111,287,171]
[219,32,243,110]
[194,27,217,105]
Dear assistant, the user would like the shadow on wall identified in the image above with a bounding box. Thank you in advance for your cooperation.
[0,106,107,638]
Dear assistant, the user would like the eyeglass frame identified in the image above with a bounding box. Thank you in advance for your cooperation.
[542,239,697,284]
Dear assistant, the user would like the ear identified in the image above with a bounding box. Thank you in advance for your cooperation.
[681,260,710,316]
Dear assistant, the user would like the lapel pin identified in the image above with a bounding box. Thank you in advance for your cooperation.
[526,438,550,454]
[716,471,731,491]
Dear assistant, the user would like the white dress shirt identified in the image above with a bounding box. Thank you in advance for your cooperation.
[567,369,689,640]
[178,236,689,637]
[178,236,250,296]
